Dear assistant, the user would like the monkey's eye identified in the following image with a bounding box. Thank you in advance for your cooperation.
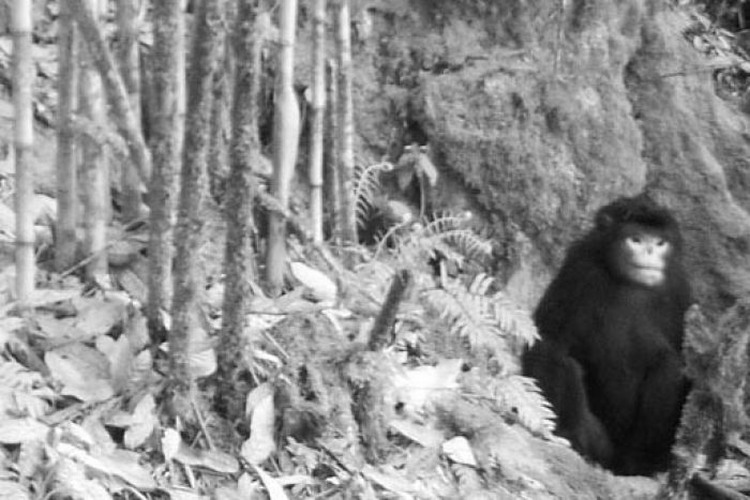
[655,239,667,247]
[628,236,642,244]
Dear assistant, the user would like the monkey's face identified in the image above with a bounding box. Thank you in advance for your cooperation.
[613,224,672,288]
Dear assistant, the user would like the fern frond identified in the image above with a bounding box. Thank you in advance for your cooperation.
[353,161,394,228]
[492,375,557,438]
[468,273,495,296]
[470,274,538,345]
[420,212,471,237]
[355,199,374,231]
[393,232,462,268]
[491,292,539,346]
[398,213,492,265]
[421,274,537,370]
[423,283,509,362]
[465,274,539,344]
[447,230,493,262]
[420,229,490,262]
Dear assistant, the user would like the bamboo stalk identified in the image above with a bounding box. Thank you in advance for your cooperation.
[12,0,34,307]
[266,0,300,295]
[309,0,327,244]
[334,0,357,249]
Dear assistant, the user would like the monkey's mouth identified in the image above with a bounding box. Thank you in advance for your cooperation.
[633,265,663,272]
[632,266,665,286]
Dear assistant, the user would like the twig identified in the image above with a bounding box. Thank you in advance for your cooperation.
[60,245,112,277]
[691,473,749,500]
[262,328,290,361]
[192,396,215,451]
[315,438,355,475]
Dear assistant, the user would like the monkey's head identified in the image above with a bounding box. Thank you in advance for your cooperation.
[610,222,674,287]
[593,195,683,289]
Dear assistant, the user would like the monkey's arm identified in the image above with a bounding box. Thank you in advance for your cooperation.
[523,340,613,465]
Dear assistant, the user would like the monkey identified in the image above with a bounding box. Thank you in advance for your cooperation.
[523,195,691,475]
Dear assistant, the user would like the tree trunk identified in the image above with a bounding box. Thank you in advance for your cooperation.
[217,0,262,419]
[207,16,231,203]
[147,0,182,340]
[309,0,327,244]
[116,0,143,222]
[334,0,357,250]
[78,0,108,281]
[139,42,155,144]
[266,0,300,295]
[12,0,34,308]
[55,1,78,272]
[69,0,151,185]
[176,0,187,157]
[325,58,341,244]
[170,0,225,401]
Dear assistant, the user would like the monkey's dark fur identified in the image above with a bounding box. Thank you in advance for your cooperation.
[523,195,692,475]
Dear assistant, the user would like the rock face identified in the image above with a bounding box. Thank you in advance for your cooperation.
[348,0,750,311]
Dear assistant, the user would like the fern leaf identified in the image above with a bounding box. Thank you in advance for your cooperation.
[353,161,394,229]
[495,375,557,438]
[417,230,480,264]
[469,274,539,345]
[423,284,505,356]
[407,213,493,265]
[355,198,374,230]
[420,213,471,237]
[491,292,539,345]
[437,229,493,262]
[468,273,495,296]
